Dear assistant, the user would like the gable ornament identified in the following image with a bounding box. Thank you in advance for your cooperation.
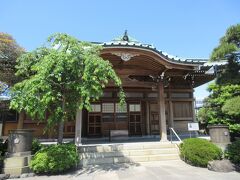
[111,52,140,61]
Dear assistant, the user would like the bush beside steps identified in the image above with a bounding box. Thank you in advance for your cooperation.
[30,143,79,174]
[180,138,223,167]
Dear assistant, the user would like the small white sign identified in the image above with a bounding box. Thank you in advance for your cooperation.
[188,122,199,131]
[14,138,20,144]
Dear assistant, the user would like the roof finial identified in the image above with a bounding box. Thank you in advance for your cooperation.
[122,30,129,41]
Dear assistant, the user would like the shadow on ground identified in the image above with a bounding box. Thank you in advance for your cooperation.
[73,162,140,177]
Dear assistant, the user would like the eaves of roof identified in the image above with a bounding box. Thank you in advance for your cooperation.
[93,41,208,66]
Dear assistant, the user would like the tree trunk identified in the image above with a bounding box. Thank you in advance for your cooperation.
[17,110,25,129]
[57,120,64,144]
[57,97,66,144]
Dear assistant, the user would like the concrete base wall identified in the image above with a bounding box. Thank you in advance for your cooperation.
[3,155,32,175]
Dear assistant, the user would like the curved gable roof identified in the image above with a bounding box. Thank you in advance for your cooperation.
[97,31,208,67]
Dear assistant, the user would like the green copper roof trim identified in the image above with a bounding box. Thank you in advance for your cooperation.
[112,30,140,43]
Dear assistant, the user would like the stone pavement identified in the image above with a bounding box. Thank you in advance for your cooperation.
[19,160,240,180]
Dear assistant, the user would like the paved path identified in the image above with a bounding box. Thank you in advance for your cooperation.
[20,160,240,180]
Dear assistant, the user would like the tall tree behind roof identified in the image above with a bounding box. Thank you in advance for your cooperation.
[0,32,24,86]
[210,24,240,61]
[210,24,240,85]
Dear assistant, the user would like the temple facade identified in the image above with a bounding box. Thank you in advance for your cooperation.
[1,32,215,142]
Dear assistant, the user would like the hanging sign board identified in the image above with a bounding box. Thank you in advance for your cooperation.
[188,122,199,131]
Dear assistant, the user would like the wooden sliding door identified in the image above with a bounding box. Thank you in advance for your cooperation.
[129,103,142,135]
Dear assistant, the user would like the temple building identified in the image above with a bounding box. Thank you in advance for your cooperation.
[0,31,215,142]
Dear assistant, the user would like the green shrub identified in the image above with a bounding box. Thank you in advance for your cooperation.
[225,140,240,165]
[30,143,79,174]
[31,138,43,154]
[180,138,222,167]
[222,96,240,117]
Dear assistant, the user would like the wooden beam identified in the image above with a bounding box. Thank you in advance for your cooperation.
[166,98,195,101]
[115,68,158,76]
[173,117,193,121]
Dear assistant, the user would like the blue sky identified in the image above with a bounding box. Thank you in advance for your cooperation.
[1,0,239,99]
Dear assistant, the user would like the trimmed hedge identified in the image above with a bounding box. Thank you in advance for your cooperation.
[180,138,222,167]
[30,143,79,174]
[226,140,240,165]
[31,138,43,154]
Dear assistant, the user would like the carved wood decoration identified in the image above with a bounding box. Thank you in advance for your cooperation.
[111,52,140,61]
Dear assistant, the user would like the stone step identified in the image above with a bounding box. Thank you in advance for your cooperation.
[80,154,180,166]
[80,148,178,158]
[79,142,176,153]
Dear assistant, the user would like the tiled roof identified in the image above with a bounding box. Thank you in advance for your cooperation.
[99,31,208,66]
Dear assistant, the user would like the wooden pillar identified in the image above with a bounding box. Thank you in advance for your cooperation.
[0,122,2,136]
[146,101,150,135]
[75,109,82,146]
[158,81,168,142]
[169,100,174,128]
[192,98,197,122]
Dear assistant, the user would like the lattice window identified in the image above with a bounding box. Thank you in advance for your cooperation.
[129,104,141,112]
[115,103,127,113]
[102,103,114,113]
[125,92,144,98]
[90,104,101,112]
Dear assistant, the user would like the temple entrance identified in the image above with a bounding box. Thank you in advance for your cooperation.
[129,103,141,135]
[88,111,101,137]
[87,102,142,137]
[149,102,160,135]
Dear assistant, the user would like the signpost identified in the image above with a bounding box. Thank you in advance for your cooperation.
[188,122,199,138]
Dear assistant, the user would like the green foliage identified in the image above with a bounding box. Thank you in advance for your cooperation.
[210,24,240,61]
[202,24,240,138]
[10,33,125,143]
[210,42,237,61]
[220,24,240,45]
[30,143,79,174]
[225,140,240,165]
[180,138,222,167]
[197,105,215,125]
[0,32,24,85]
[31,139,43,154]
[198,83,240,136]
[210,24,240,85]
[222,96,240,117]
[216,57,240,85]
